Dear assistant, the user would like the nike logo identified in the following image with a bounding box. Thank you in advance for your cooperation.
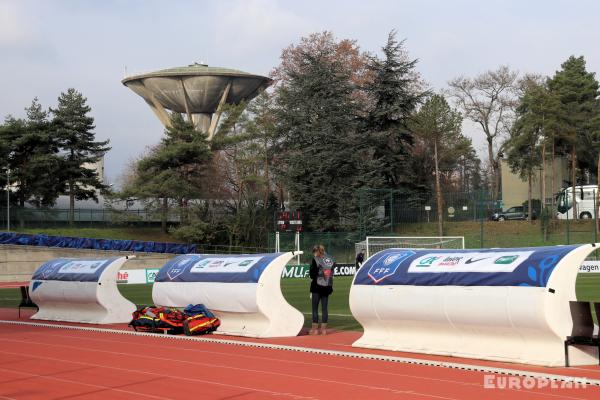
[465,257,489,264]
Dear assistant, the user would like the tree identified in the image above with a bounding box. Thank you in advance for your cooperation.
[121,97,276,244]
[271,31,370,95]
[244,94,278,208]
[506,85,543,222]
[0,100,64,226]
[448,66,519,200]
[119,145,176,233]
[214,94,278,208]
[362,31,426,191]
[593,110,600,233]
[272,31,375,231]
[52,89,110,225]
[0,123,7,188]
[20,100,64,207]
[411,94,465,235]
[132,113,212,228]
[548,56,600,219]
[274,48,363,231]
[0,118,20,212]
[507,76,561,221]
[209,97,279,247]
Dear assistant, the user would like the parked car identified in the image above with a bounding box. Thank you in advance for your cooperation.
[491,206,537,221]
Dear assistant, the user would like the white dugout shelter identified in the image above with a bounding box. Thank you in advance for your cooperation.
[29,256,136,324]
[153,251,304,338]
[350,244,600,366]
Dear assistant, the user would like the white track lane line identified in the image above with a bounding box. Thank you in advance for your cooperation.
[1,319,598,387]
[0,366,172,400]
[32,330,590,400]
[0,337,462,400]
[35,331,482,387]
[0,350,314,400]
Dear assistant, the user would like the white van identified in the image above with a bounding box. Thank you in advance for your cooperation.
[556,185,598,219]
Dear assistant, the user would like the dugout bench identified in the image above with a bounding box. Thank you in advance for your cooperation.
[18,285,37,318]
[564,301,600,367]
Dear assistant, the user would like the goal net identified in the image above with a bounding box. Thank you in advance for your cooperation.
[356,236,465,259]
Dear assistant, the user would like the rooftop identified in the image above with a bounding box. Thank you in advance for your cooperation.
[122,62,270,84]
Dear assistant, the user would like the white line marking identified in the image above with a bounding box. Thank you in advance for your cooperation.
[0,320,598,387]
[0,366,172,400]
[0,337,462,399]
[301,312,354,317]
[0,351,314,400]
[36,331,479,387]
[26,331,589,399]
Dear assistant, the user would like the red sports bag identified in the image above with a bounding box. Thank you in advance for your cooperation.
[129,306,185,334]
[183,314,220,336]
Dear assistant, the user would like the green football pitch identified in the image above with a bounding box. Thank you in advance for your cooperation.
[109,276,359,330]
[2,275,600,331]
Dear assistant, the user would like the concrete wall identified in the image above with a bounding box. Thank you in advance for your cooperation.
[0,244,175,282]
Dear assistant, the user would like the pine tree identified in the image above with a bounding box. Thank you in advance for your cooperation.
[132,113,212,229]
[274,50,363,231]
[0,99,64,227]
[506,84,544,221]
[0,138,6,210]
[411,94,464,235]
[548,56,600,219]
[507,77,560,219]
[52,88,110,225]
[0,117,23,212]
[362,31,426,193]
[119,145,177,234]
[21,99,64,208]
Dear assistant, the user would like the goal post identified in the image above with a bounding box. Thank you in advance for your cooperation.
[359,236,465,259]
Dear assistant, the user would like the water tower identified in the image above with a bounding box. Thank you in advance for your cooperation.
[122,63,272,140]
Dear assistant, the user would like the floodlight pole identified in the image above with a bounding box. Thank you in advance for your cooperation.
[295,231,300,265]
[6,168,9,232]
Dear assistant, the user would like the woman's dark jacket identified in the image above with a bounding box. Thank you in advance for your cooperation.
[309,258,334,296]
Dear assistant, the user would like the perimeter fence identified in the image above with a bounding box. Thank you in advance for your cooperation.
[271,188,600,262]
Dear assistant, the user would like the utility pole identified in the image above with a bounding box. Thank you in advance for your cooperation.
[6,168,10,232]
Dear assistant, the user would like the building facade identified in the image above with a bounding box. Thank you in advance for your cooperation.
[500,157,569,209]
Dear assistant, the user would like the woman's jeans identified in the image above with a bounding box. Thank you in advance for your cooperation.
[311,292,329,323]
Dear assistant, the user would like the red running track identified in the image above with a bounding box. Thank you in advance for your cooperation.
[0,282,29,289]
[6,308,600,383]
[0,322,598,400]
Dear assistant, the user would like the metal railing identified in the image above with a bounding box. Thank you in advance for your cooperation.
[0,207,177,228]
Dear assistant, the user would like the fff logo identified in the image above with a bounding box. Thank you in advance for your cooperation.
[368,251,415,283]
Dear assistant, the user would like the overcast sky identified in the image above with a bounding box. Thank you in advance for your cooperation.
[1,0,600,184]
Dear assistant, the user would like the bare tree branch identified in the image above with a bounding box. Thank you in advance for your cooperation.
[447,65,519,199]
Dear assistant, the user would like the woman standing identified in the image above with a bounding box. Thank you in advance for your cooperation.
[309,244,334,335]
